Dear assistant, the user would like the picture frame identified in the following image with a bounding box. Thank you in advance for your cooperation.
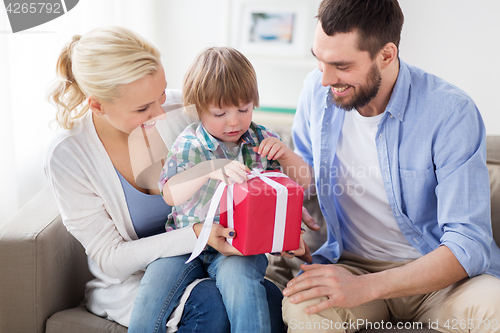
[231,0,313,57]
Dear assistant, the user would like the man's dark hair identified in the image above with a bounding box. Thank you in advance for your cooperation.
[317,0,404,59]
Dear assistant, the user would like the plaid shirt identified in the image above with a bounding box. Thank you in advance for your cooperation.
[159,121,281,231]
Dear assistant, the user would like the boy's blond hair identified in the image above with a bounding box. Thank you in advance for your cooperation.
[182,47,259,116]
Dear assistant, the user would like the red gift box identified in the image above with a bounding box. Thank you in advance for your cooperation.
[219,170,304,256]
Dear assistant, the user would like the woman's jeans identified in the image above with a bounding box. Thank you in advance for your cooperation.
[128,252,284,333]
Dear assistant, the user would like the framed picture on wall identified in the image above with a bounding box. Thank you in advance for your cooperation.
[231,0,313,57]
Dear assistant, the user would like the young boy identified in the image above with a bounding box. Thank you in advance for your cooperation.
[159,47,310,333]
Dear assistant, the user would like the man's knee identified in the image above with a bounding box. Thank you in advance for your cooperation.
[420,274,500,333]
[283,296,344,333]
[457,275,500,318]
[444,274,500,311]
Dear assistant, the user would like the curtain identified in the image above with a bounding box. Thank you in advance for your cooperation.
[0,0,164,224]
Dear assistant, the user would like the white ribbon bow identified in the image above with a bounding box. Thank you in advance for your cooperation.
[186,169,289,263]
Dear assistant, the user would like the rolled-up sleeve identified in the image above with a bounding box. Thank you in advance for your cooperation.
[434,98,492,277]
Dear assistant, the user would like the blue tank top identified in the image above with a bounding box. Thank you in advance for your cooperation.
[115,169,172,238]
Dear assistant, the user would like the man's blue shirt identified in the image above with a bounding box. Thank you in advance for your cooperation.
[292,60,500,278]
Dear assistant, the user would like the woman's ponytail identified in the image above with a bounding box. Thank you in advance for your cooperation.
[47,35,89,130]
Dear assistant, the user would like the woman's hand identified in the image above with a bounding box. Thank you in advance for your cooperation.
[270,228,308,260]
[193,223,243,257]
[269,206,318,263]
[207,160,250,185]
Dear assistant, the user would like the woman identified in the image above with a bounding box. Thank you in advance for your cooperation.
[45,26,284,332]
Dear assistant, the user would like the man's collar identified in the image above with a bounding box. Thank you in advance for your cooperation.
[384,59,410,122]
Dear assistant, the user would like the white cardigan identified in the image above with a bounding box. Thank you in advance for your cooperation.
[44,90,198,327]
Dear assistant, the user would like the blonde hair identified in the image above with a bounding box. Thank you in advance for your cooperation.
[182,47,259,116]
[47,26,161,129]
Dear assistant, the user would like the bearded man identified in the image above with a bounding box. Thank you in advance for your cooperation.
[282,0,500,332]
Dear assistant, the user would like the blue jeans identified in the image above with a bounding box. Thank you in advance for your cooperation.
[128,254,227,333]
[128,253,284,333]
[202,249,272,333]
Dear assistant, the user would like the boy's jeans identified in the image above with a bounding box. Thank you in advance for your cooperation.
[202,247,272,333]
[129,250,282,333]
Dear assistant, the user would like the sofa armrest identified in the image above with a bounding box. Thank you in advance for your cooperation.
[0,186,94,333]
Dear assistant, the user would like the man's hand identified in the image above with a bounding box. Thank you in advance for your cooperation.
[282,264,375,314]
[296,240,313,264]
[302,206,320,231]
[283,246,469,315]
[297,206,320,263]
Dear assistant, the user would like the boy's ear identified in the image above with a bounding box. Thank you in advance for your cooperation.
[88,96,104,115]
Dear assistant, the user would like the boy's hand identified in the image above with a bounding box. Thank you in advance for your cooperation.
[207,160,250,185]
[254,137,290,161]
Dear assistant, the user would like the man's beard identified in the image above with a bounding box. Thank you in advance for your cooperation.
[331,62,382,111]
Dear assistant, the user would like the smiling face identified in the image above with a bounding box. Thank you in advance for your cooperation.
[200,101,254,143]
[93,65,167,135]
[312,23,382,112]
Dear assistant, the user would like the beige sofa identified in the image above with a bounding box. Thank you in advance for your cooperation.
[1,135,499,333]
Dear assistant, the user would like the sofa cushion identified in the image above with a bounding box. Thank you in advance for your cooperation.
[46,306,127,333]
[487,135,500,246]
[488,161,500,245]
[487,136,500,163]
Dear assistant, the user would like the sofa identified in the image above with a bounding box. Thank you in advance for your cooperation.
[1,134,499,333]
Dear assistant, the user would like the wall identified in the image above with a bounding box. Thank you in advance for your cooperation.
[398,0,500,135]
[158,0,320,111]
[160,0,500,133]
[1,0,499,223]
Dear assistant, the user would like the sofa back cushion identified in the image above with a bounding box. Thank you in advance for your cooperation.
[487,136,500,246]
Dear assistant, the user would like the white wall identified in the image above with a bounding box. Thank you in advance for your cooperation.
[398,0,500,135]
[1,0,499,223]
[159,0,500,133]
[159,0,320,110]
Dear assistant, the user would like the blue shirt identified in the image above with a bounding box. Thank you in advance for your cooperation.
[292,60,500,278]
[116,169,172,239]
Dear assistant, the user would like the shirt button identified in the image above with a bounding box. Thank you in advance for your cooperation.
[379,134,382,140]
[390,114,393,118]
[169,162,174,167]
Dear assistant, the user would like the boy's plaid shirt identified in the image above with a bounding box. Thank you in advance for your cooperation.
[159,121,282,231]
